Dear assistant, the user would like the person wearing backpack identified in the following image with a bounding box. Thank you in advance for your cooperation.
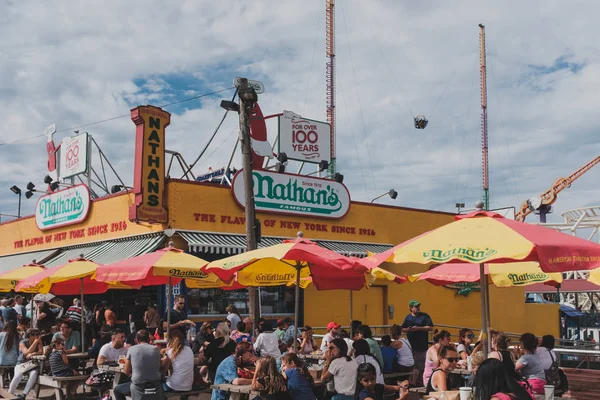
[537,334,568,396]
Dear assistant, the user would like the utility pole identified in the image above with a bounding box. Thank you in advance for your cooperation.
[237,78,260,329]
[479,24,489,210]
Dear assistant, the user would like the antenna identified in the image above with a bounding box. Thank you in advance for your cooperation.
[326,0,336,175]
[479,24,489,210]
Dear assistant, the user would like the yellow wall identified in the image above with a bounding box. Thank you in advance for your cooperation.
[0,179,559,338]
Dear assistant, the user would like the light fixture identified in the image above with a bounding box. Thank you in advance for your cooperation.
[265,152,288,174]
[307,160,331,177]
[25,192,34,199]
[220,100,240,113]
[371,189,398,203]
[50,182,60,191]
[110,185,131,194]
[9,186,22,218]
[238,86,258,105]
[43,175,53,184]
[333,173,344,183]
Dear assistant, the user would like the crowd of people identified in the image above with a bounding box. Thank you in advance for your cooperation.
[0,293,568,400]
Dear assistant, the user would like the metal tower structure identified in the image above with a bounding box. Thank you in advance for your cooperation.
[326,0,336,175]
[479,24,489,210]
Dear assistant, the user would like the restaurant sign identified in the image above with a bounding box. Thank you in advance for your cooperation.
[35,184,91,230]
[231,170,350,219]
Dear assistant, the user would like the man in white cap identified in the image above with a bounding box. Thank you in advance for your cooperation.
[320,321,341,352]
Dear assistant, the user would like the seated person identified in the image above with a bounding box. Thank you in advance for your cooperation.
[161,333,194,393]
[53,320,81,354]
[97,328,128,365]
[46,337,80,397]
[212,342,257,400]
[426,345,459,394]
[358,363,407,400]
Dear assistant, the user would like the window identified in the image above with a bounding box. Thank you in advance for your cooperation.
[187,286,295,316]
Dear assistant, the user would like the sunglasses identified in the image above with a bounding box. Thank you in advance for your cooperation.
[445,357,460,362]
[467,334,475,339]
[177,302,185,305]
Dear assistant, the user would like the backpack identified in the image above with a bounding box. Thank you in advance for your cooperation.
[544,349,568,394]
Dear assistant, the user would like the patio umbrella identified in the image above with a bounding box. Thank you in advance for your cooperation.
[16,258,134,350]
[95,245,209,340]
[202,237,370,351]
[587,268,600,286]
[359,210,600,355]
[414,262,563,288]
[0,263,46,293]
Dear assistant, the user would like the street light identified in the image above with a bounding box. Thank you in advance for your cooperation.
[220,100,240,113]
[371,189,398,203]
[10,186,22,218]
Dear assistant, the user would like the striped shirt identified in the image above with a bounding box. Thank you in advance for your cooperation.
[65,306,82,324]
[49,350,71,376]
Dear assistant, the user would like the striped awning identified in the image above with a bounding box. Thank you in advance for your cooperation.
[0,249,61,274]
[42,233,165,267]
[178,231,392,257]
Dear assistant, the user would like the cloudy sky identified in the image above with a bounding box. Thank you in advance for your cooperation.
[1,0,599,228]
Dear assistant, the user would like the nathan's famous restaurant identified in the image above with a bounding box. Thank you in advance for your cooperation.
[0,104,558,337]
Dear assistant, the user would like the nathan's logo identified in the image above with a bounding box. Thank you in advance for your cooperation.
[35,185,91,231]
[254,272,296,283]
[507,272,549,285]
[423,247,497,263]
[130,105,170,224]
[168,269,208,278]
[232,170,350,219]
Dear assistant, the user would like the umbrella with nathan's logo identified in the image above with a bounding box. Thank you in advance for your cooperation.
[0,263,46,293]
[357,210,600,355]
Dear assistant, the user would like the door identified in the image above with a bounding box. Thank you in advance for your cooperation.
[351,286,385,326]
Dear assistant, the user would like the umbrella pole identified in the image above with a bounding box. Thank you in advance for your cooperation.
[166,277,172,341]
[293,263,300,353]
[479,263,489,357]
[349,290,353,334]
[80,278,85,351]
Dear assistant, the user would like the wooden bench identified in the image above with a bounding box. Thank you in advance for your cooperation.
[34,374,89,400]
[123,388,211,400]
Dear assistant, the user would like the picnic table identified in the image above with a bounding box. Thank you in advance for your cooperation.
[99,364,126,389]
[211,384,259,400]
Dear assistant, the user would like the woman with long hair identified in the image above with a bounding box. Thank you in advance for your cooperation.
[426,345,459,394]
[353,339,384,384]
[202,321,237,383]
[162,333,195,392]
[280,353,315,400]
[192,321,215,354]
[321,338,356,400]
[226,305,242,330]
[144,304,159,332]
[8,328,43,398]
[389,324,415,374]
[457,328,474,360]
[0,321,19,366]
[515,333,546,395]
[474,358,532,400]
[489,333,516,376]
[46,337,80,396]
[422,329,451,387]
[251,356,289,400]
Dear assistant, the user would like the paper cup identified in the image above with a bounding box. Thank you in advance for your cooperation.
[466,355,472,371]
[544,385,555,400]
[459,387,473,400]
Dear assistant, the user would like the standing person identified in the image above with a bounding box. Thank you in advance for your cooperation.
[251,356,289,400]
[14,296,25,320]
[255,321,282,358]
[356,325,384,369]
[168,295,196,339]
[422,330,451,387]
[322,338,357,400]
[457,328,474,361]
[212,342,256,400]
[226,305,242,330]
[474,359,532,400]
[97,329,128,365]
[401,299,433,384]
[3,299,18,324]
[320,321,341,352]
[35,300,56,333]
[0,321,19,366]
[353,339,384,384]
[282,317,297,347]
[161,334,195,393]
[8,328,43,399]
[113,330,162,400]
[426,345,459,394]
[202,322,237,383]
[129,298,147,334]
[515,333,546,395]
[144,304,159,333]
[65,299,83,327]
[280,353,316,400]
[104,304,117,327]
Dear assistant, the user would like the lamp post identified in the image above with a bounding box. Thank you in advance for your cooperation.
[370,189,398,203]
[10,186,22,218]
[237,78,260,329]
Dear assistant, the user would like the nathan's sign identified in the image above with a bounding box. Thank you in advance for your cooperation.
[506,272,550,285]
[35,184,91,230]
[130,105,170,224]
[422,247,497,263]
[278,111,331,163]
[232,170,350,219]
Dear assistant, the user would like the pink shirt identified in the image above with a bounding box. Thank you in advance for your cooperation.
[422,358,435,387]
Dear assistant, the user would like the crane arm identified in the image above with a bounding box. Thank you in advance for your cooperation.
[515,156,600,222]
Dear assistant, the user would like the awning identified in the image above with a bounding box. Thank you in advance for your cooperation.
[178,231,392,257]
[0,249,61,274]
[560,304,585,318]
[42,233,165,267]
[526,279,600,294]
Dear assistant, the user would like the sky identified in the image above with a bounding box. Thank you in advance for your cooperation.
[1,0,599,230]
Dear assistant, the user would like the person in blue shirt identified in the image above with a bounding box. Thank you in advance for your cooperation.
[280,353,315,400]
[379,335,396,374]
[212,341,256,400]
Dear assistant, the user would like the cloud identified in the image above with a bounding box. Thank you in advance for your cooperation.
[0,0,599,234]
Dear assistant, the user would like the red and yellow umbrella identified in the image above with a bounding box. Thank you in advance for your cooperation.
[0,263,46,293]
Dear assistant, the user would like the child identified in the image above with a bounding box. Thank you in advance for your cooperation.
[357,363,407,400]
[251,356,290,400]
[280,353,316,400]
[380,335,396,374]
[46,337,80,396]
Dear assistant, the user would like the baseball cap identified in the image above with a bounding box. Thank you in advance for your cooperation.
[327,321,341,330]
[408,299,421,308]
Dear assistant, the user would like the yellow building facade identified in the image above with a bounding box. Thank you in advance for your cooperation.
[0,179,559,337]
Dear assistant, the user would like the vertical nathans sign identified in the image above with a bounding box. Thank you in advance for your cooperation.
[129,105,170,224]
